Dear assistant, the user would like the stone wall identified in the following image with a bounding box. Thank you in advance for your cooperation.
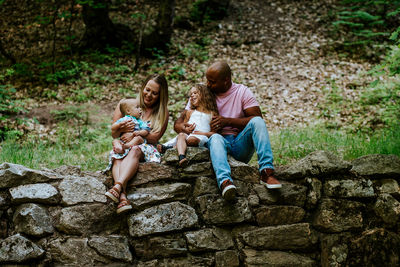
[0,149,399,266]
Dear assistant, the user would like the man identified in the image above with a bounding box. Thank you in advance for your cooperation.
[174,61,281,201]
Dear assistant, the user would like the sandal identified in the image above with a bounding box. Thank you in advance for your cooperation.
[105,182,123,203]
[178,154,188,167]
[117,196,132,214]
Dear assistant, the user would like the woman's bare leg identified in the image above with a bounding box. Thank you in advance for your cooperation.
[111,146,143,192]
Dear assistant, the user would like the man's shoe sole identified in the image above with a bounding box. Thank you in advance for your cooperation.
[260,180,282,189]
[222,185,237,201]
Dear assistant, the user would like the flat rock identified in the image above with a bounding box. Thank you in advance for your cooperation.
[239,223,317,251]
[215,250,240,267]
[13,203,54,237]
[163,147,210,164]
[255,205,305,226]
[242,249,316,267]
[132,234,187,260]
[0,162,59,189]
[278,150,351,179]
[127,183,191,209]
[59,176,106,205]
[130,163,178,187]
[0,234,44,263]
[320,233,351,267]
[185,227,235,252]
[351,154,400,177]
[128,202,198,237]
[56,203,121,235]
[9,183,59,204]
[228,156,259,183]
[137,255,214,267]
[47,237,109,265]
[196,194,253,225]
[193,176,219,197]
[347,228,400,266]
[324,179,375,198]
[374,179,400,196]
[88,235,133,262]
[254,182,307,207]
[373,194,400,226]
[181,162,214,178]
[313,198,364,233]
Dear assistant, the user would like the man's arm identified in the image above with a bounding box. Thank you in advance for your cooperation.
[174,110,196,134]
[210,106,262,132]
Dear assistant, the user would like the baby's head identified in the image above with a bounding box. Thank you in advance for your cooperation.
[120,99,143,118]
[189,83,218,115]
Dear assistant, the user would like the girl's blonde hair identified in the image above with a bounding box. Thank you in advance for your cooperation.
[190,83,219,116]
[138,74,169,132]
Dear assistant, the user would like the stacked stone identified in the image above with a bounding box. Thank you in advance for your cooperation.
[0,149,399,266]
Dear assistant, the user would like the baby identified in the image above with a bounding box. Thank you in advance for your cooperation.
[112,99,150,154]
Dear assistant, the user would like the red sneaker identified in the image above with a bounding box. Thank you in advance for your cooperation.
[221,179,237,201]
[260,168,282,189]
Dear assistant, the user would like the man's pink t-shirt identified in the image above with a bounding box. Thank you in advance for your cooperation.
[186,82,259,136]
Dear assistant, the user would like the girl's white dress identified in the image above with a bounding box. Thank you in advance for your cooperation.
[164,110,212,147]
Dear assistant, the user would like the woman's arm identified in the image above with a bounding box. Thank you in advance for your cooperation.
[111,100,136,139]
[145,112,169,144]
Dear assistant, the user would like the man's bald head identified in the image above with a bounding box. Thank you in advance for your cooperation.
[206,61,232,94]
[207,61,232,80]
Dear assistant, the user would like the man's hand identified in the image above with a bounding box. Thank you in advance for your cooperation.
[210,115,227,132]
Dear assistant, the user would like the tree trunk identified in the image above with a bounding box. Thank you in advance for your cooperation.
[80,0,121,50]
[142,0,175,53]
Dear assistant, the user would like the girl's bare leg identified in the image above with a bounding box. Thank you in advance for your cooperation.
[186,136,200,147]
[177,132,188,156]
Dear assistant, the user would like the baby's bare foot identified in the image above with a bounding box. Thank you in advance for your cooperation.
[113,140,125,154]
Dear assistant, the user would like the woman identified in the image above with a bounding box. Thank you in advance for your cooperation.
[105,74,169,213]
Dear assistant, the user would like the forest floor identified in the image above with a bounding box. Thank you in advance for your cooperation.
[16,0,375,137]
[3,0,392,169]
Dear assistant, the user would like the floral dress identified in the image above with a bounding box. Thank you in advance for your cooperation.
[104,120,161,172]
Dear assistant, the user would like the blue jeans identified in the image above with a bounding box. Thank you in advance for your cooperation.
[207,117,274,189]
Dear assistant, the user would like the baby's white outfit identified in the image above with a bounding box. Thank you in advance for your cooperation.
[164,110,212,147]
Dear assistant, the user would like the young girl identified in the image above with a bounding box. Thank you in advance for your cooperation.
[160,84,218,166]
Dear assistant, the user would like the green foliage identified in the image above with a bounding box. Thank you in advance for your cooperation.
[263,123,400,166]
[0,121,111,171]
[319,39,400,133]
[0,85,26,140]
[333,0,400,47]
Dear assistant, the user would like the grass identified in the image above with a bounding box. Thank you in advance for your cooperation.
[268,123,400,166]
[1,120,399,171]
[0,123,112,171]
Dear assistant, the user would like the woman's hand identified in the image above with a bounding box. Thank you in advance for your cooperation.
[210,115,227,132]
[119,120,136,133]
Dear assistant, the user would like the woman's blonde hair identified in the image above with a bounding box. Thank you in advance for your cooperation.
[190,83,219,116]
[138,74,169,132]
